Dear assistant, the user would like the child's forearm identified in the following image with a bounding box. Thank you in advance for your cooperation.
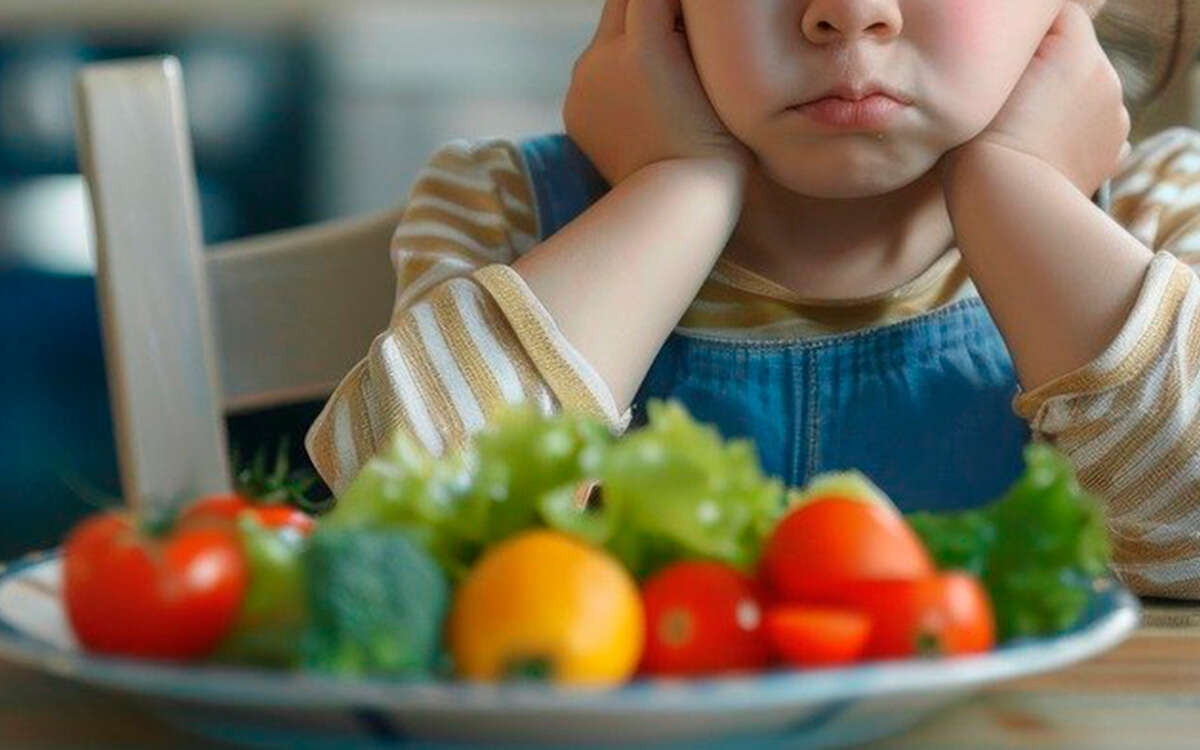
[941,142,1155,390]
[511,155,750,409]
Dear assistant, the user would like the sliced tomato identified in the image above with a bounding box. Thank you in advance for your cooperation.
[761,495,933,603]
[640,561,770,676]
[178,493,315,536]
[833,573,996,659]
[765,606,870,668]
[63,511,248,660]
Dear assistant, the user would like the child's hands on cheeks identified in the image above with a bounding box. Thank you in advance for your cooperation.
[562,0,754,188]
[939,1,1131,198]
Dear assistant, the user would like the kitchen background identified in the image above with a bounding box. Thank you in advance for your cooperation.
[0,0,1195,559]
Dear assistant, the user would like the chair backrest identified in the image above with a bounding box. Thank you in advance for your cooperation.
[74,56,400,511]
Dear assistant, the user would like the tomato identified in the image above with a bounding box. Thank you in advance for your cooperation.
[62,511,249,660]
[765,606,870,668]
[178,493,315,537]
[761,496,933,603]
[640,561,770,677]
[832,573,996,659]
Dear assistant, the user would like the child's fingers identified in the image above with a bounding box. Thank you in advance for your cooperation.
[1055,0,1098,42]
[592,0,630,42]
[626,0,685,49]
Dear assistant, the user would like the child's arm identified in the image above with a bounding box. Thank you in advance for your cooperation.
[509,153,748,409]
[932,5,1200,599]
[305,138,747,495]
[941,141,1153,392]
[308,0,754,494]
[945,126,1200,599]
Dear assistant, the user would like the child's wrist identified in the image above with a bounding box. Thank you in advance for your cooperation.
[682,147,754,193]
[937,139,1032,194]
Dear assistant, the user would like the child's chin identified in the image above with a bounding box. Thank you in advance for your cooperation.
[766,162,932,199]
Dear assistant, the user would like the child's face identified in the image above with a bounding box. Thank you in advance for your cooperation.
[680,0,1086,199]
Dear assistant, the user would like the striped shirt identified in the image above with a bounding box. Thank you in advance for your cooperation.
[306,126,1200,598]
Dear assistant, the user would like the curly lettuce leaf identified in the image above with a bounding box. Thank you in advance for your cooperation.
[323,399,786,582]
[907,442,1111,641]
[572,400,788,578]
[323,403,612,580]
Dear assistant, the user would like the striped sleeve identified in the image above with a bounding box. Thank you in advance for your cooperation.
[1012,127,1200,599]
[305,137,630,495]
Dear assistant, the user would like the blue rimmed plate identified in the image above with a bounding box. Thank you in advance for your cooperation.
[0,548,1140,749]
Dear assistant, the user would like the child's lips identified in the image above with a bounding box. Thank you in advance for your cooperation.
[789,94,909,130]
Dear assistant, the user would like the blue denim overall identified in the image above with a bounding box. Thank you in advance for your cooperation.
[518,133,1108,514]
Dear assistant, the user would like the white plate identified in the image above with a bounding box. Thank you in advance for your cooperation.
[0,548,1140,749]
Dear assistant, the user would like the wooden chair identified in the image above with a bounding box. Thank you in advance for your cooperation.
[73,56,401,511]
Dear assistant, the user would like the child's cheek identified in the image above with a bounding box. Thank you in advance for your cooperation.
[921,0,1003,68]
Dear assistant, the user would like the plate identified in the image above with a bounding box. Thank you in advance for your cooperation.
[0,548,1140,749]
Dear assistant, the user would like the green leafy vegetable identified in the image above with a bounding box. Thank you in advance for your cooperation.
[323,403,612,580]
[322,400,786,581]
[568,400,788,578]
[907,442,1112,641]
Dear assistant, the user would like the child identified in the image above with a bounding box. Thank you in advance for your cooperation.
[306,0,1200,599]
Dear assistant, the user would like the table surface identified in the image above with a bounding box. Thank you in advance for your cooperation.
[1,600,1198,750]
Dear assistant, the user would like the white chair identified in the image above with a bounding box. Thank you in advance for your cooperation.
[74,56,401,511]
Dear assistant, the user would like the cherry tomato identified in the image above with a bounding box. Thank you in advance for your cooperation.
[178,493,315,537]
[640,561,770,676]
[765,606,870,668]
[761,496,933,603]
[63,511,248,660]
[832,573,996,659]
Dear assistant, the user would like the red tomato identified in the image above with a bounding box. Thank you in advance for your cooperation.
[765,606,870,668]
[832,573,996,659]
[178,493,315,536]
[760,496,933,603]
[640,561,770,676]
[63,511,248,660]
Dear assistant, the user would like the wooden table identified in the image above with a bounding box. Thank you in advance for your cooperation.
[1,601,1198,749]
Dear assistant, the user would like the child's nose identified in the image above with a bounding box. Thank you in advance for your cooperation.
[801,0,903,45]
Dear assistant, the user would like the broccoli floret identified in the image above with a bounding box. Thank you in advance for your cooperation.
[300,527,449,677]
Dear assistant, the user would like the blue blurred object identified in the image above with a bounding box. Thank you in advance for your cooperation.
[0,30,322,559]
[0,268,117,560]
[0,267,330,560]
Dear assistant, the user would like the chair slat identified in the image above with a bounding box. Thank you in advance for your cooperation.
[74,57,232,510]
[206,207,399,414]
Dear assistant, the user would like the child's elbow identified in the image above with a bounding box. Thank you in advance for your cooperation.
[1109,541,1200,601]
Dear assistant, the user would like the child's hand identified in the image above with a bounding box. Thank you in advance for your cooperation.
[562,0,754,187]
[939,2,1131,198]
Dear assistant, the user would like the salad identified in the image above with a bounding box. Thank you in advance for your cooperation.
[58,400,1112,685]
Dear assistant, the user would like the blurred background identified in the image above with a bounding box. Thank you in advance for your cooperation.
[0,0,596,559]
[0,0,1196,560]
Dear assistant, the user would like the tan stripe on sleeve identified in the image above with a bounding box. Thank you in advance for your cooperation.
[391,314,471,455]
[472,263,632,431]
[1013,252,1190,421]
[428,283,508,416]
[1014,257,1200,598]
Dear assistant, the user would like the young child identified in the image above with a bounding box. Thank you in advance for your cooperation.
[306,0,1200,599]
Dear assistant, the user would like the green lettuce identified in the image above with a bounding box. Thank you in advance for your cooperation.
[323,400,787,581]
[907,442,1112,641]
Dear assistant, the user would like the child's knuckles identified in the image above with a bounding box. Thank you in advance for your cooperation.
[629,36,669,70]
[568,47,603,87]
[1086,59,1122,103]
[1062,0,1094,30]
[1118,108,1133,141]
[1102,61,1124,95]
